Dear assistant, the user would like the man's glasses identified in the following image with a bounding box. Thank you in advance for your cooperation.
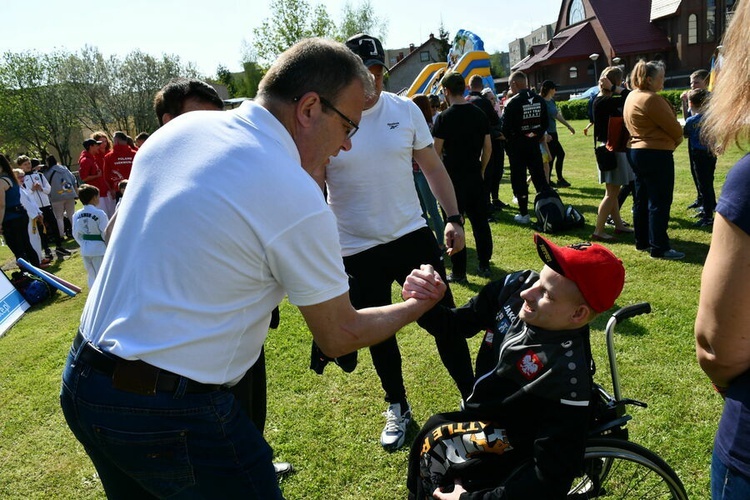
[318,96,359,140]
[293,94,360,140]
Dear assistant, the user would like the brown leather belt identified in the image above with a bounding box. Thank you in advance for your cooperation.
[73,332,223,395]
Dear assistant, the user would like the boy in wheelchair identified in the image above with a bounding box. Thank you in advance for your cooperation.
[406,234,625,499]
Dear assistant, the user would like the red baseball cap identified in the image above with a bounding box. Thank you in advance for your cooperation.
[534,234,625,313]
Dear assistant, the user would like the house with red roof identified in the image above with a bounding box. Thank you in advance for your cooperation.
[512,0,736,95]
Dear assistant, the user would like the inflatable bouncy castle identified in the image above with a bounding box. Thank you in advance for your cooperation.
[403,29,494,97]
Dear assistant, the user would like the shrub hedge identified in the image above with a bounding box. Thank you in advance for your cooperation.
[557,89,688,120]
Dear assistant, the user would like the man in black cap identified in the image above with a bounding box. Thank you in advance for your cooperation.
[322,33,474,451]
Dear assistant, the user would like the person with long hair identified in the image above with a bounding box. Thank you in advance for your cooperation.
[623,60,684,259]
[91,131,115,216]
[0,154,41,266]
[695,2,750,497]
[591,66,635,241]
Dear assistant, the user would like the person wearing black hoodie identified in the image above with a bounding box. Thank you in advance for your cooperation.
[502,71,550,224]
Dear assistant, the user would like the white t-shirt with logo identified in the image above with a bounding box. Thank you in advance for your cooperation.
[326,92,433,256]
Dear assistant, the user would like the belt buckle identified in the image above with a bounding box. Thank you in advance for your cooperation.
[112,360,160,395]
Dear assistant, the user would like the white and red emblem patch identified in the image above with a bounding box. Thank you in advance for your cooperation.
[516,350,544,380]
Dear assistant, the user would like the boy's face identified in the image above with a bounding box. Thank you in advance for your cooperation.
[519,266,588,331]
[690,77,706,90]
[20,161,31,173]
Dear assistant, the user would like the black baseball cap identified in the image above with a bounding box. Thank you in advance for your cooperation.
[541,80,557,91]
[346,33,388,70]
[83,138,102,149]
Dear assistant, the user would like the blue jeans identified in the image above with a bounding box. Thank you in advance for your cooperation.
[60,341,282,499]
[627,149,675,256]
[713,448,750,499]
[693,149,717,216]
[413,169,445,247]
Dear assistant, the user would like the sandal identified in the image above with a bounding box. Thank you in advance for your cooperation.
[591,233,616,242]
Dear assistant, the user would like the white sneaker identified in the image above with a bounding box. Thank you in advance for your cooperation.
[514,213,531,224]
[380,402,411,450]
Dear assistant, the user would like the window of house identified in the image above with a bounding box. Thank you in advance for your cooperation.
[569,0,585,24]
[688,14,697,44]
[420,51,430,62]
[706,0,716,42]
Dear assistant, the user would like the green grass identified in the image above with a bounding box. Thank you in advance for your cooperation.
[0,121,738,498]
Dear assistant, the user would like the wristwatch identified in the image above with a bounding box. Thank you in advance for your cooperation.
[445,214,464,226]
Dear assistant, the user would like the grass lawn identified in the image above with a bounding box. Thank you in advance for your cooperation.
[0,120,740,499]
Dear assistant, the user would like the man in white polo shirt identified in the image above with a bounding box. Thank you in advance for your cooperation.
[60,38,447,499]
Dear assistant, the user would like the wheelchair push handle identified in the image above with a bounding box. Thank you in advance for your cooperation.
[606,302,651,402]
[612,302,651,323]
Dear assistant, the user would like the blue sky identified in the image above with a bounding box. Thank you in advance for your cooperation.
[2,0,561,76]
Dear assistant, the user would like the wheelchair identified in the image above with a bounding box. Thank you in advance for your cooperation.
[567,303,688,499]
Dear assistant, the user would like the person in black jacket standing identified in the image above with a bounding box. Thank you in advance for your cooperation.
[406,234,626,500]
[502,71,550,224]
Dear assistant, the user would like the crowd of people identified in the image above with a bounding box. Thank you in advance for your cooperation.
[0,10,744,496]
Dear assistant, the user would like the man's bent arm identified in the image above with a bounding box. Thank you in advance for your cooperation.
[300,266,446,358]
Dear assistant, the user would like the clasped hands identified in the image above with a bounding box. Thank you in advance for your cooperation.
[402,264,446,302]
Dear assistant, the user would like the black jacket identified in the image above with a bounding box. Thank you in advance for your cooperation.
[418,271,593,499]
[501,89,548,144]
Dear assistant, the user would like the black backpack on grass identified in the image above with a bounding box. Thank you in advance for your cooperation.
[534,189,585,233]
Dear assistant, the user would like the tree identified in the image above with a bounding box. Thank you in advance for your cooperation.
[251,0,333,68]
[0,46,202,165]
[117,51,199,134]
[64,45,119,133]
[217,65,238,98]
[437,22,451,62]
[236,61,264,98]
[65,47,199,137]
[0,50,81,165]
[489,51,508,78]
[310,4,337,39]
[248,0,388,67]
[337,0,388,41]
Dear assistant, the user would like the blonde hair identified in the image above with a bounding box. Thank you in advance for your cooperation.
[702,1,750,152]
[629,60,664,91]
[91,131,111,153]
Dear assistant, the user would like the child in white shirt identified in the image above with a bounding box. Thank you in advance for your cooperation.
[72,185,109,288]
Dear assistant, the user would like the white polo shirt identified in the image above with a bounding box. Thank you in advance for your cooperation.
[80,101,349,385]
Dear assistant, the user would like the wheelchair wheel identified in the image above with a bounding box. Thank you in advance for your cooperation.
[568,438,688,499]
